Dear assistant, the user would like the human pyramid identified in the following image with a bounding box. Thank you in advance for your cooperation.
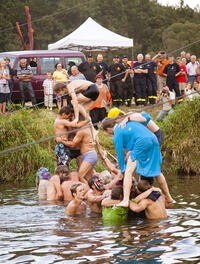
[36,80,173,222]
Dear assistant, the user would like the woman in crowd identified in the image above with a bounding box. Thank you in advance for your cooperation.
[53,63,68,109]
[0,60,10,114]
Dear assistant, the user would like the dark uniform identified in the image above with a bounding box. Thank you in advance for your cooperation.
[122,63,133,106]
[108,63,126,106]
[163,63,182,101]
[78,61,101,83]
[133,62,148,105]
[146,61,157,104]
[98,61,108,84]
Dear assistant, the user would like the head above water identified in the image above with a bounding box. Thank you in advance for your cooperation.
[111,186,123,200]
[70,183,85,200]
[55,165,69,177]
[137,176,154,193]
[88,175,104,191]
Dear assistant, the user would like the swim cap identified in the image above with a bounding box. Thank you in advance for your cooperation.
[107,108,125,119]
[36,167,51,180]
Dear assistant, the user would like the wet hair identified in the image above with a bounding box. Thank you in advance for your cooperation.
[101,117,115,131]
[59,106,74,116]
[70,183,82,198]
[88,175,99,189]
[111,186,123,200]
[54,82,66,94]
[55,165,69,176]
[137,176,154,192]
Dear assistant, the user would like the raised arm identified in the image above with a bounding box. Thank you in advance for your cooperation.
[87,191,107,203]
[129,199,149,213]
[119,113,147,129]
[68,86,79,124]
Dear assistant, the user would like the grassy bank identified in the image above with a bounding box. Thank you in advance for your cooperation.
[0,98,200,183]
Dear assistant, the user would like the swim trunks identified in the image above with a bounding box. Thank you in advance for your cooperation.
[55,143,81,166]
[81,84,99,101]
[154,128,164,146]
[82,150,98,167]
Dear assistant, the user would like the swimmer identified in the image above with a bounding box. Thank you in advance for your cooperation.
[61,122,98,185]
[36,167,51,200]
[86,176,111,213]
[129,177,167,219]
[61,170,87,202]
[102,117,173,208]
[54,106,89,167]
[65,183,87,216]
[47,165,69,201]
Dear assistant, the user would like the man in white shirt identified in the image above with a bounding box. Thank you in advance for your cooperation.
[186,55,199,85]
[156,86,175,121]
[69,66,86,82]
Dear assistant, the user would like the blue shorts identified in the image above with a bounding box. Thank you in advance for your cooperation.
[82,150,98,167]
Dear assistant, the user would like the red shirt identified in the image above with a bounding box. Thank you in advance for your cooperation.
[177,65,187,83]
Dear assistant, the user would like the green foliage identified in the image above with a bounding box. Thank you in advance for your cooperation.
[0,0,200,58]
[159,97,200,175]
[0,109,57,183]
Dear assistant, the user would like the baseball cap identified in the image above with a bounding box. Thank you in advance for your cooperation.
[87,54,93,58]
[36,167,51,180]
[122,55,127,59]
[113,55,119,58]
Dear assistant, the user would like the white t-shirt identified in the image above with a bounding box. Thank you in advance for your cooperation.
[186,62,199,76]
[161,91,175,111]
[42,79,53,95]
[186,88,200,100]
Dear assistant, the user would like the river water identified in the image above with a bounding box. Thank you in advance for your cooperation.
[0,174,200,264]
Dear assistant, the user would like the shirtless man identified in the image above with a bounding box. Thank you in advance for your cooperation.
[61,169,87,201]
[47,165,69,201]
[54,106,89,167]
[129,177,167,219]
[86,176,111,213]
[61,122,98,185]
[53,80,99,124]
[65,183,87,216]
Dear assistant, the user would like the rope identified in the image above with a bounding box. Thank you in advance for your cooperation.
[0,89,199,155]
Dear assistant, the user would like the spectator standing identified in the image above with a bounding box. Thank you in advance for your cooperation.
[156,86,175,121]
[162,55,182,102]
[53,63,68,110]
[42,72,53,110]
[186,53,191,64]
[97,54,108,84]
[176,58,187,96]
[180,51,186,59]
[133,54,148,106]
[186,55,199,85]
[0,60,10,114]
[78,54,101,83]
[69,65,86,82]
[108,55,126,107]
[17,59,36,107]
[90,75,111,129]
[145,54,157,105]
[122,55,133,106]
[153,51,169,92]
[4,57,14,105]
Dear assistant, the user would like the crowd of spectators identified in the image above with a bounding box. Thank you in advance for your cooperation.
[1,51,199,123]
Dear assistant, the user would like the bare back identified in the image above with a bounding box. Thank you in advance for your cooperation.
[54,117,69,141]
[67,80,93,95]
[145,195,167,219]
[76,128,95,154]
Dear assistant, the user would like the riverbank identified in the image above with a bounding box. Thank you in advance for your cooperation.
[0,98,200,183]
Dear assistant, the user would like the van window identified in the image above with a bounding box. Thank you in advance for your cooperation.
[15,57,38,75]
[0,56,16,64]
[40,57,61,74]
[64,57,83,70]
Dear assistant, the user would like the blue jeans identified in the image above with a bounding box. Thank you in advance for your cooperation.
[187,76,197,85]
[156,109,174,121]
[19,81,36,106]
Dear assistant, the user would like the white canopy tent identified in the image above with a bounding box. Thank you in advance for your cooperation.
[48,17,133,51]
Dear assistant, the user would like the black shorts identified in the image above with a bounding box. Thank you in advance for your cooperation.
[81,84,99,101]
[69,148,81,159]
[154,129,164,146]
[0,93,7,103]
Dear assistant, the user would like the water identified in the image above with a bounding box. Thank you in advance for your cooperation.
[0,174,200,264]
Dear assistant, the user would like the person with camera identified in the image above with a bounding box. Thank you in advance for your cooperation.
[152,51,169,92]
[156,85,175,121]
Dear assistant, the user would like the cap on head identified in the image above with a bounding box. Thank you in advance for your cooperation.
[87,54,93,58]
[107,107,125,119]
[36,167,51,180]
[113,55,119,59]
[96,74,103,80]
[122,55,127,59]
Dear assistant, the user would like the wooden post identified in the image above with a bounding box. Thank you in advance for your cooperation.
[16,22,27,50]
[25,6,34,50]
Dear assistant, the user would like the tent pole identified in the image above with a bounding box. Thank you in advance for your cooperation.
[131,46,134,60]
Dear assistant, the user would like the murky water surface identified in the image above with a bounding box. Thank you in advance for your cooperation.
[0,175,200,264]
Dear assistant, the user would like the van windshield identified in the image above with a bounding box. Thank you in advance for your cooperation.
[64,57,83,70]
[0,56,16,64]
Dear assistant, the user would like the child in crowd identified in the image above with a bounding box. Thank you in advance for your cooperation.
[186,82,200,100]
[0,60,10,114]
[42,72,53,110]
[36,167,51,200]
